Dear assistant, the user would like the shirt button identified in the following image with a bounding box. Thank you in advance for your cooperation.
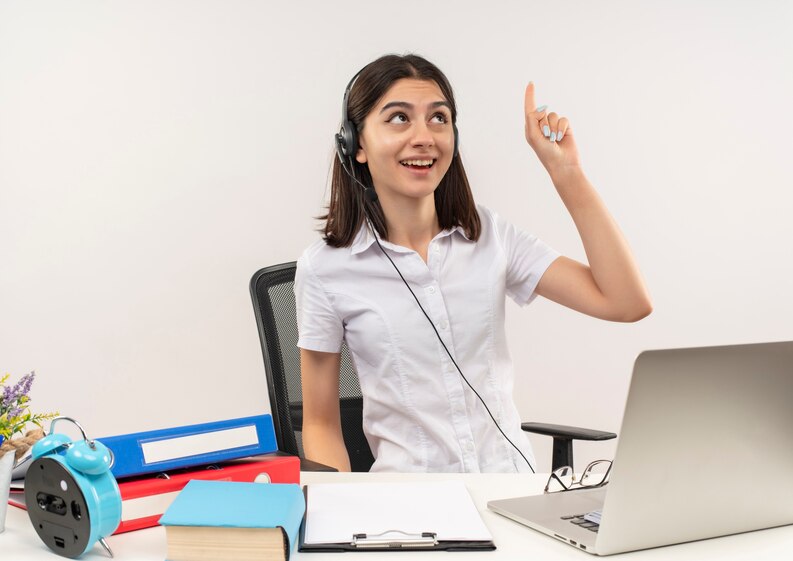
[428,286,436,294]
[440,320,448,330]
[433,245,440,253]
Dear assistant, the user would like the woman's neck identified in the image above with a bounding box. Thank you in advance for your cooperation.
[379,194,440,261]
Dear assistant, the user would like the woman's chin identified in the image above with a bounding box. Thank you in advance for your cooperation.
[381,186,439,203]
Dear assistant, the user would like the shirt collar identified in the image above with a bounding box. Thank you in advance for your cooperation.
[350,222,471,256]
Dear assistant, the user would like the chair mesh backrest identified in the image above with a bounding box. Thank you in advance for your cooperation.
[250,262,374,471]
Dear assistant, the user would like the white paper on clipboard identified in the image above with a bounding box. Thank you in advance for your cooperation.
[303,480,492,545]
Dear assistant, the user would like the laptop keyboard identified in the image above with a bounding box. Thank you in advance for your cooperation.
[561,513,600,532]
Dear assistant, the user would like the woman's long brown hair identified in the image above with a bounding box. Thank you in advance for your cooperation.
[321,54,481,247]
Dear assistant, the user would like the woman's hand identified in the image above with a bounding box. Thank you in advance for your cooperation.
[524,82,582,178]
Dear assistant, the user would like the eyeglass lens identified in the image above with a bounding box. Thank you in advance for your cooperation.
[545,460,612,493]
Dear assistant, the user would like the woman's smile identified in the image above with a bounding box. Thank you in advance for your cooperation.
[399,157,437,177]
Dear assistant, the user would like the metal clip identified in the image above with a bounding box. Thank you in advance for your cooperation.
[351,530,438,548]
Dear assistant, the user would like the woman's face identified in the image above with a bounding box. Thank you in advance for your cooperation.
[355,78,455,204]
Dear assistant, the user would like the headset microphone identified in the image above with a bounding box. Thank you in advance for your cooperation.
[365,188,378,202]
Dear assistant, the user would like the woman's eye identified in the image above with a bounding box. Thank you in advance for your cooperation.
[386,112,449,125]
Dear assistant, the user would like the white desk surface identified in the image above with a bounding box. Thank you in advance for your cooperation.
[3,471,792,559]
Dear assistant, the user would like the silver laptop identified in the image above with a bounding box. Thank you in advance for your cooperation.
[488,341,793,555]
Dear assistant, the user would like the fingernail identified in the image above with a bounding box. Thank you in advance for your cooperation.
[550,131,557,142]
[536,105,547,113]
[543,125,550,137]
[557,131,564,142]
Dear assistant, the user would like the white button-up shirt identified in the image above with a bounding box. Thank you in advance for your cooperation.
[295,205,560,472]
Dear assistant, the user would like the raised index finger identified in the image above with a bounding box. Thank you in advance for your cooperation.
[525,81,538,115]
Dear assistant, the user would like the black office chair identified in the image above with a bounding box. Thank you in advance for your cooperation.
[250,262,374,472]
[250,262,615,473]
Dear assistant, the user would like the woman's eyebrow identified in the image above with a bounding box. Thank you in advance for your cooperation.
[379,100,452,114]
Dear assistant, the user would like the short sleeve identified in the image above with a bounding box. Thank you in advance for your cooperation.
[489,208,561,306]
[294,251,344,353]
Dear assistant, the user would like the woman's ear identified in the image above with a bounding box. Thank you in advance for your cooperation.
[355,136,367,164]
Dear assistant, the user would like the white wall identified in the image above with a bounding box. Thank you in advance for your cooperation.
[1,0,791,471]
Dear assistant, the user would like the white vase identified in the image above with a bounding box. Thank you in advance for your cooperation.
[0,450,15,534]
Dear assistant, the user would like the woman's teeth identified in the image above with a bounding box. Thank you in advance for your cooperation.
[400,159,435,168]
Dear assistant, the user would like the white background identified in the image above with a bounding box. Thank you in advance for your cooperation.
[1,1,791,471]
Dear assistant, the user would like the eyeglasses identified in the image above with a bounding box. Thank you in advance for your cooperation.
[544,459,613,494]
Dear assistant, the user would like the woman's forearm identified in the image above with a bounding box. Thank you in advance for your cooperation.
[302,421,352,472]
[300,348,352,472]
[550,166,653,321]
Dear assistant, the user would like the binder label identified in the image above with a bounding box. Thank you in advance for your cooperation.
[141,425,259,464]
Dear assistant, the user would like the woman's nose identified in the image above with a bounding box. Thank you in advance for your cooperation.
[410,121,434,147]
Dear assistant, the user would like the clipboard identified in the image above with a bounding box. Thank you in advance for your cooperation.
[298,481,496,552]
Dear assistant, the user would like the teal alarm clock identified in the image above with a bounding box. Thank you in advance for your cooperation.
[25,417,121,558]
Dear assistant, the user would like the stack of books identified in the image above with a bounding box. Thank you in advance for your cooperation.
[8,414,301,535]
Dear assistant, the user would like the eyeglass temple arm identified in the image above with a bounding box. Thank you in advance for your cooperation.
[521,422,617,472]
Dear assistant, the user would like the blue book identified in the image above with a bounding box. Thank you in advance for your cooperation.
[159,480,305,561]
[97,414,278,479]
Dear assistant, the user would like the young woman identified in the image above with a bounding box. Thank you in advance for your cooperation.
[295,54,652,473]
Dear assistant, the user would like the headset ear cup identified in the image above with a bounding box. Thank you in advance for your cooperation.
[334,133,346,164]
[336,121,358,164]
[343,120,357,159]
[453,122,459,159]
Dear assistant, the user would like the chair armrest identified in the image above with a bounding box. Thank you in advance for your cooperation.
[521,422,616,441]
[300,457,339,472]
[522,422,616,472]
[269,449,338,472]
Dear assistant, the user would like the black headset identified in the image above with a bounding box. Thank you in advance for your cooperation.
[334,66,460,202]
[332,65,535,473]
